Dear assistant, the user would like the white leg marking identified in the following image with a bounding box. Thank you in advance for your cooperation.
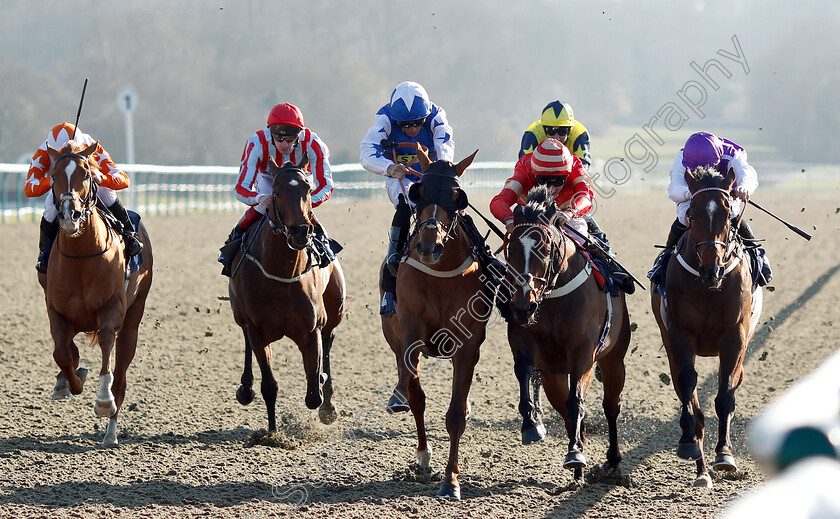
[417,445,433,469]
[95,372,116,417]
[102,417,118,447]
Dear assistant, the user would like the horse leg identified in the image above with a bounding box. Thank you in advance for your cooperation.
[713,340,745,472]
[103,300,145,447]
[236,328,255,405]
[562,367,594,478]
[298,330,324,411]
[317,326,338,424]
[511,335,545,444]
[542,371,586,481]
[667,331,704,462]
[249,327,278,432]
[50,311,87,397]
[438,348,480,500]
[53,339,87,400]
[400,340,430,470]
[94,323,119,420]
[598,353,627,473]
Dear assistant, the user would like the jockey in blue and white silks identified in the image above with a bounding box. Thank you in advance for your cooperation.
[360,81,455,316]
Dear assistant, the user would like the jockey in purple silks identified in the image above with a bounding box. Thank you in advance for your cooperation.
[649,131,772,286]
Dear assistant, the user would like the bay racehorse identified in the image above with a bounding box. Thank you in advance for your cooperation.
[380,146,488,499]
[38,141,153,447]
[504,185,631,482]
[651,167,762,488]
[228,156,345,432]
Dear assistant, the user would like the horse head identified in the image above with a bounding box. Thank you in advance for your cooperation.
[267,155,313,250]
[684,166,737,289]
[407,146,477,265]
[505,185,566,326]
[46,141,99,236]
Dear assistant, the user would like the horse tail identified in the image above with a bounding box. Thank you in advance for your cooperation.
[86,330,99,346]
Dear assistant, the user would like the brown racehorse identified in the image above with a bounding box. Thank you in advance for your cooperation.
[380,147,487,500]
[651,167,762,488]
[38,141,153,447]
[228,156,345,432]
[504,185,631,482]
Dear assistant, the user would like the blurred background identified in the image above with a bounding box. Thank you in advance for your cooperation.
[1,0,838,174]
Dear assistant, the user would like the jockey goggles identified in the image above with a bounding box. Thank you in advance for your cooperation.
[535,174,568,187]
[397,117,426,128]
[543,125,571,137]
[271,132,298,144]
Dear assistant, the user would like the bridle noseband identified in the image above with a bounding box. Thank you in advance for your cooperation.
[415,204,459,245]
[268,169,314,248]
[505,222,566,304]
[687,186,741,267]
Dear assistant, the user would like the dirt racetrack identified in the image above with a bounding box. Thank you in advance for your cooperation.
[1,189,838,519]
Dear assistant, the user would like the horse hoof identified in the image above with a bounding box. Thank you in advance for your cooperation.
[318,404,338,425]
[693,473,713,488]
[102,418,119,447]
[416,447,432,469]
[236,386,255,405]
[305,393,323,410]
[522,423,546,445]
[76,367,88,384]
[564,451,588,470]
[386,394,410,414]
[713,453,737,472]
[95,400,117,418]
[52,375,71,400]
[676,442,702,461]
[437,483,461,500]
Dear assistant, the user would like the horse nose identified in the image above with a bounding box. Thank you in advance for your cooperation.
[432,244,443,257]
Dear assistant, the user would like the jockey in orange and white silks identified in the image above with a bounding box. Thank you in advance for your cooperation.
[26,123,129,220]
[26,122,142,273]
[668,131,757,227]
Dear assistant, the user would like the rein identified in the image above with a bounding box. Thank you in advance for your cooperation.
[504,222,571,303]
[679,186,744,279]
[52,153,111,258]
[402,206,476,278]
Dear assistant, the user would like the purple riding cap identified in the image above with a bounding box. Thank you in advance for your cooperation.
[682,131,744,175]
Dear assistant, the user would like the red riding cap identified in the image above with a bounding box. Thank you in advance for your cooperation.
[267,103,304,129]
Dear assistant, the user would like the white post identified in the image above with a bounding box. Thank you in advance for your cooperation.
[116,84,138,208]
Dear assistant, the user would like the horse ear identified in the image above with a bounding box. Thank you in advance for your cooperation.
[416,144,431,172]
[80,141,98,157]
[408,182,424,204]
[454,149,479,177]
[46,146,59,175]
[267,157,279,175]
[684,168,700,190]
[723,167,736,189]
[453,188,468,211]
[297,153,309,170]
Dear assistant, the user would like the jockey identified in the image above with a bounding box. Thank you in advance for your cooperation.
[26,122,143,273]
[360,81,456,316]
[650,131,772,286]
[491,138,635,294]
[519,100,612,242]
[219,103,338,273]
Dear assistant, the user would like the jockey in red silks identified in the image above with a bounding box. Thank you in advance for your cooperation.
[491,138,634,294]
[26,122,143,273]
[219,103,339,273]
[649,131,772,286]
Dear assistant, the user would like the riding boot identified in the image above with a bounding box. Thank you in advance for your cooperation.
[218,224,245,264]
[313,221,342,268]
[35,217,59,273]
[648,219,687,284]
[587,231,635,295]
[380,257,398,317]
[107,199,143,258]
[386,196,411,277]
[737,220,773,285]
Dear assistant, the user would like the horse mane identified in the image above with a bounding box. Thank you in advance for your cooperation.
[690,166,726,189]
[516,184,559,224]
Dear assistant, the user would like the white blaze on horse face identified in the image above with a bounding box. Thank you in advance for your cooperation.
[705,199,718,233]
[64,160,76,187]
[287,178,299,187]
[518,233,538,275]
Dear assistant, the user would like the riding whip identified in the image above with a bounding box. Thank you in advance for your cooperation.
[561,223,647,290]
[70,78,89,141]
[747,199,812,241]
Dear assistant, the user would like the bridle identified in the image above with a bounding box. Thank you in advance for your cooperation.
[52,153,98,227]
[504,222,567,304]
[686,186,742,267]
[414,204,459,245]
[268,168,314,249]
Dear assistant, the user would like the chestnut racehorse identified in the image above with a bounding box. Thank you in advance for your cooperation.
[380,147,487,499]
[651,167,762,488]
[38,141,153,447]
[228,157,345,431]
[504,185,631,482]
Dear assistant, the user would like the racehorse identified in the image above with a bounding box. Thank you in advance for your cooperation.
[380,146,487,499]
[228,156,345,432]
[38,141,153,447]
[651,166,762,488]
[504,185,631,482]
